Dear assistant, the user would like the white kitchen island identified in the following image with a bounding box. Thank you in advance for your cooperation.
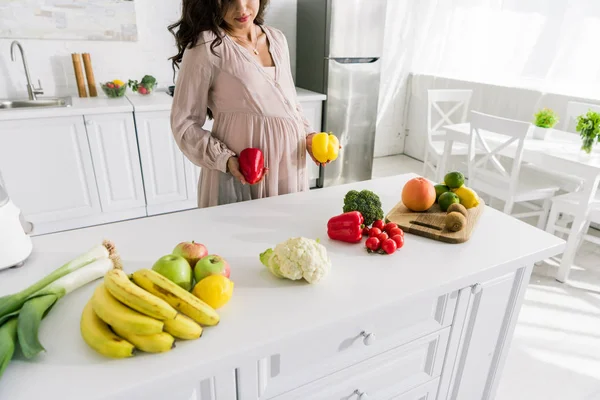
[0,173,564,400]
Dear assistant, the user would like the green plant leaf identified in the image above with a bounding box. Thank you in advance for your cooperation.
[533,108,559,128]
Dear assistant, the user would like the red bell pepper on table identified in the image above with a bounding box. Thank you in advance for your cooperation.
[327,212,364,243]
[239,148,268,184]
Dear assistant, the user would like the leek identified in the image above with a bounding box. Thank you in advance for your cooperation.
[0,318,18,379]
[17,295,58,359]
[17,256,121,360]
[0,240,117,318]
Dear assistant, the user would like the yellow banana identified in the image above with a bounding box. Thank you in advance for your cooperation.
[164,314,203,340]
[91,284,164,335]
[80,301,135,359]
[111,326,175,353]
[132,269,220,326]
[104,269,178,321]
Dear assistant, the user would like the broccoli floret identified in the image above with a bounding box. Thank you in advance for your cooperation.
[342,189,384,226]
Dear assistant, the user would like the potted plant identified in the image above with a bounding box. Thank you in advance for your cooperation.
[576,110,600,154]
[532,108,559,140]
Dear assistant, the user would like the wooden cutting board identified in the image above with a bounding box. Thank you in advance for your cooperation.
[385,200,485,244]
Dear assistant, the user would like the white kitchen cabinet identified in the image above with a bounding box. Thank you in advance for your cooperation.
[390,378,440,400]
[135,110,212,216]
[243,291,457,400]
[135,110,191,216]
[85,113,146,215]
[445,267,532,400]
[299,100,324,188]
[110,369,237,400]
[261,329,449,400]
[0,116,102,235]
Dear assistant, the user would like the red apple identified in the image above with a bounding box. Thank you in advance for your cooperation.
[152,254,193,291]
[194,255,230,282]
[172,241,208,268]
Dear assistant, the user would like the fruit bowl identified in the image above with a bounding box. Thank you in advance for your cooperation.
[100,81,127,98]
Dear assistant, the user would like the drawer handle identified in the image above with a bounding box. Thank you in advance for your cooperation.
[354,389,370,400]
[359,331,376,346]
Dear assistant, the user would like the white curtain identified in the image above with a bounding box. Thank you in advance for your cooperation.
[410,0,600,99]
[376,0,600,159]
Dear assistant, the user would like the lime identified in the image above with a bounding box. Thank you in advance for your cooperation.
[444,172,465,189]
[192,275,234,309]
[438,192,460,212]
[434,184,450,202]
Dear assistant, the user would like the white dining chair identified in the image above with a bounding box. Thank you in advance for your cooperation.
[563,101,600,133]
[545,191,600,281]
[467,111,561,228]
[422,89,473,179]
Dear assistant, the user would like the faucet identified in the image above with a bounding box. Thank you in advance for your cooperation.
[10,41,44,101]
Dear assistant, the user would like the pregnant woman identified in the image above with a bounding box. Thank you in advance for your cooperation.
[169,0,338,208]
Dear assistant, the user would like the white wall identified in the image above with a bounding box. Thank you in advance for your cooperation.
[0,0,297,99]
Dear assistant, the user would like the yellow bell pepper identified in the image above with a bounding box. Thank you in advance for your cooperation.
[312,132,339,163]
[112,79,125,87]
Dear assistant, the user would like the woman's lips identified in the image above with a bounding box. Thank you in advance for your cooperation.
[236,15,250,23]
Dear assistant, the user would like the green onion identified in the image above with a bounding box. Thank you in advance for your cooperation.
[0,240,117,319]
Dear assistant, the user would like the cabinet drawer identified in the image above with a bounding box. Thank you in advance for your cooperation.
[249,291,457,399]
[270,328,449,400]
[390,378,440,400]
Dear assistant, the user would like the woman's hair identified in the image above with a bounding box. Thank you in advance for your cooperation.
[168,0,270,73]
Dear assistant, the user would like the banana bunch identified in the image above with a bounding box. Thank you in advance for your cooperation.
[81,269,216,359]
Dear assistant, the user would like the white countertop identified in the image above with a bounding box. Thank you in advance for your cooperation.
[0,173,564,400]
[0,87,326,120]
[0,95,133,121]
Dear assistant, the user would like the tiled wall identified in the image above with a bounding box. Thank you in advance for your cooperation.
[0,0,298,98]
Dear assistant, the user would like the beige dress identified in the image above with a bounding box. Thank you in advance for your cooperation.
[170,25,314,208]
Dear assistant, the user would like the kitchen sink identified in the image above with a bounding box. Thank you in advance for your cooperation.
[0,96,72,110]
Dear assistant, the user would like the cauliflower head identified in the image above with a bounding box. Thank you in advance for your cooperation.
[260,237,331,284]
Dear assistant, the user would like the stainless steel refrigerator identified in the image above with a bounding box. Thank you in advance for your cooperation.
[296,0,387,188]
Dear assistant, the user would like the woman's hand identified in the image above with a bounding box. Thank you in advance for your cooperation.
[306,133,342,166]
[227,156,268,185]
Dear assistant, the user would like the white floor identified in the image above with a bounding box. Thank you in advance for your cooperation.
[373,155,600,400]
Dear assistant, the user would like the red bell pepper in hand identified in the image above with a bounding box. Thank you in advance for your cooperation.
[327,212,364,243]
[239,148,267,184]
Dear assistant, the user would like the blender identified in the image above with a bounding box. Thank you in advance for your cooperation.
[0,170,33,270]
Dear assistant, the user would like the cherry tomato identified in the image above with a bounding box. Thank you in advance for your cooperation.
[391,234,404,249]
[381,238,397,254]
[368,227,382,237]
[362,226,370,236]
[377,232,389,242]
[366,237,381,251]
[389,227,404,238]
[372,220,385,230]
[383,222,398,233]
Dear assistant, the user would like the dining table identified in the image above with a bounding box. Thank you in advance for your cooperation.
[438,122,600,282]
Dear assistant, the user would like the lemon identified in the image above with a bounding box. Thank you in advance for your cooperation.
[192,275,234,309]
[112,79,125,86]
[444,171,465,189]
[452,186,480,209]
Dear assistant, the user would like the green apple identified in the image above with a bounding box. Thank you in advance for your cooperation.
[152,254,193,291]
[194,255,231,283]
